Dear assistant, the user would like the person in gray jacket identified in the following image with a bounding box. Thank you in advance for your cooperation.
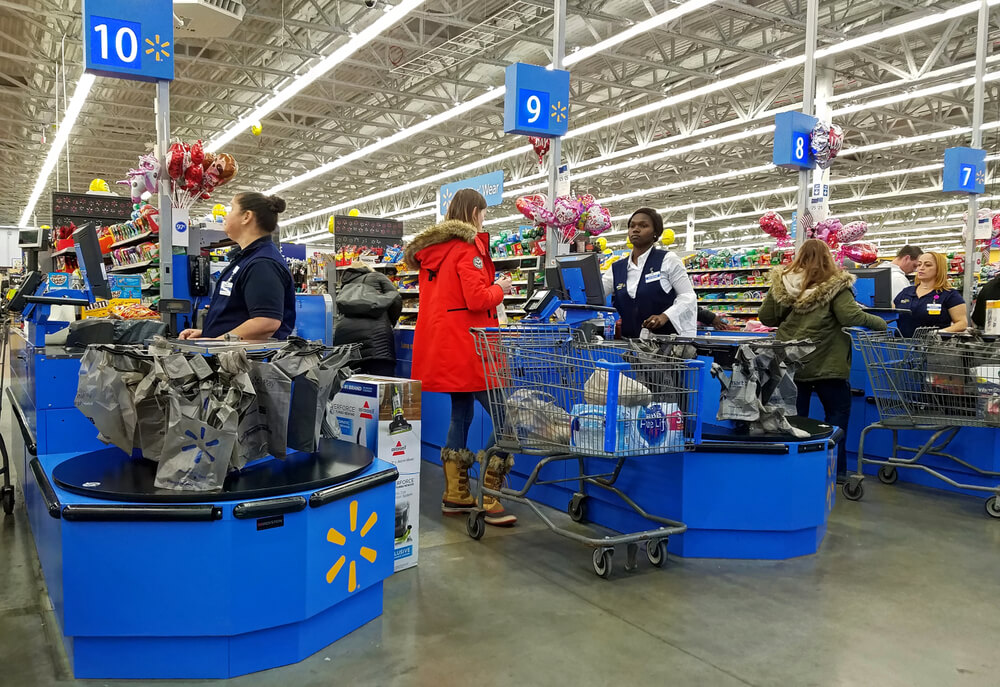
[333,263,402,377]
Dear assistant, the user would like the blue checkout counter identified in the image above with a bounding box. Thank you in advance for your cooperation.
[396,327,839,560]
[7,294,401,680]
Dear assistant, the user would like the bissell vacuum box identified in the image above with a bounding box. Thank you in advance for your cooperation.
[332,375,421,572]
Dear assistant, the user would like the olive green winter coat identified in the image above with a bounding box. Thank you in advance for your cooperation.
[758,268,887,381]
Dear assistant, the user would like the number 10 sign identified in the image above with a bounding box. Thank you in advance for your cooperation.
[503,63,571,138]
[82,0,174,82]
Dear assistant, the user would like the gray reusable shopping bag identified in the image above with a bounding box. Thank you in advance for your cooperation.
[287,347,358,453]
[74,346,149,452]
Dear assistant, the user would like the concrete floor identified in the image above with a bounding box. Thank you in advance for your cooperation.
[2,454,1000,686]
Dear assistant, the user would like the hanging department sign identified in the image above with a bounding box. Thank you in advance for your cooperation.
[82,0,175,82]
[438,171,505,216]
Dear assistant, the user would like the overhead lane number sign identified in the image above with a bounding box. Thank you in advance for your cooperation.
[503,63,570,138]
[83,0,175,82]
[943,147,986,194]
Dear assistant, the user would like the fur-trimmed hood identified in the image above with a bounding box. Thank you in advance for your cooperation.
[768,267,856,314]
[403,220,479,268]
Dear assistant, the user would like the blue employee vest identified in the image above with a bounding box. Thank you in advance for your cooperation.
[202,237,296,339]
[611,248,677,338]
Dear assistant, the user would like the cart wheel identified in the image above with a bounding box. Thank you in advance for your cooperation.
[646,538,667,568]
[592,547,613,579]
[877,466,898,485]
[985,496,1000,519]
[1,486,12,515]
[624,543,639,572]
[568,493,587,523]
[466,511,486,540]
[842,480,864,502]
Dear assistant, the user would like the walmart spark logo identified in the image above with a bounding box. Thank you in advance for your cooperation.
[551,100,568,123]
[978,169,987,185]
[440,188,454,215]
[145,34,171,63]
[181,427,220,464]
[325,500,378,592]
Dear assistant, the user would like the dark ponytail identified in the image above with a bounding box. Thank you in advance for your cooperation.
[234,192,286,233]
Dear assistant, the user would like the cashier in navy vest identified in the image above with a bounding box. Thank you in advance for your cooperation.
[601,207,697,338]
[893,251,967,337]
[179,192,296,341]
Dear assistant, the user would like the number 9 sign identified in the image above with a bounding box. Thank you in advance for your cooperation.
[504,63,570,138]
[83,0,174,82]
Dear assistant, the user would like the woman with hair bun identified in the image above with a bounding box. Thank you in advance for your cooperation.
[180,192,297,341]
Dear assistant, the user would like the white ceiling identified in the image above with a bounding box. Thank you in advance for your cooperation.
[1,0,996,254]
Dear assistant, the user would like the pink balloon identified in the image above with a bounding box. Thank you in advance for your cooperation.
[841,241,878,264]
[759,211,788,240]
[553,196,583,227]
[577,193,596,210]
[837,220,867,244]
[583,205,611,235]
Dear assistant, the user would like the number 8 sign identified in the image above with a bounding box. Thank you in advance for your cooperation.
[504,63,571,138]
[83,0,174,82]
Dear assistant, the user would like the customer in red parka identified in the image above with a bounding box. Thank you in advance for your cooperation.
[403,189,517,527]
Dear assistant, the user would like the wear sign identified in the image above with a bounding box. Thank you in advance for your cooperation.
[439,170,505,216]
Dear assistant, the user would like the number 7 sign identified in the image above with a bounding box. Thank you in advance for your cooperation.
[943,147,986,194]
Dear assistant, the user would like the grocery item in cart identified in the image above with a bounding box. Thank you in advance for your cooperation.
[570,402,684,455]
[505,389,571,446]
[583,367,652,406]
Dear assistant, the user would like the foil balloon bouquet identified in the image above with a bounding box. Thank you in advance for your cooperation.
[759,211,877,265]
[810,122,844,170]
[120,142,238,211]
[516,193,612,245]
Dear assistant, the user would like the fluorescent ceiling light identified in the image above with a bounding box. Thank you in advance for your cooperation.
[20,73,96,226]
[206,0,428,153]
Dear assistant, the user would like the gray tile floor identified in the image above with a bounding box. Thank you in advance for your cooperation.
[2,451,999,686]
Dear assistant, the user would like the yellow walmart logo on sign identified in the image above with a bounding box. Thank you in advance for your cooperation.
[325,500,378,593]
[551,100,567,123]
[145,34,171,63]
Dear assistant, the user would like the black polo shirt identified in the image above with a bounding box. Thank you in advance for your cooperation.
[202,236,296,339]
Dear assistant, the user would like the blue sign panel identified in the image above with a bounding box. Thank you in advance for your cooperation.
[773,111,818,170]
[439,170,505,216]
[503,63,570,138]
[83,0,174,82]
[943,147,986,194]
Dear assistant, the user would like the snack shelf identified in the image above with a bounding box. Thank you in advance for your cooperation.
[110,231,156,250]
[686,266,776,274]
[110,259,159,273]
[51,246,77,259]
[693,284,770,290]
[697,299,764,304]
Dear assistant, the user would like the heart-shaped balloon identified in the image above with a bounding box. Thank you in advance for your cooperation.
[759,211,788,239]
[811,122,833,169]
[828,124,844,159]
[516,194,546,221]
[841,241,878,265]
[528,136,550,166]
[583,205,611,236]
[577,193,596,210]
[553,196,583,227]
[837,220,867,244]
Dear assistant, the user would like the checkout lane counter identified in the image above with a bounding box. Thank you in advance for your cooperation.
[404,254,843,559]
[7,252,397,679]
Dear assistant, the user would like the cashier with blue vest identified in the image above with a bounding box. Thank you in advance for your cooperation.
[893,251,967,337]
[602,207,697,338]
[180,192,296,341]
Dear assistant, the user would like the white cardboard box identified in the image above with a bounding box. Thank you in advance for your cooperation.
[331,375,421,572]
[984,300,1000,335]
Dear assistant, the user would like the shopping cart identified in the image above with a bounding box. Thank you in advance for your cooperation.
[469,326,704,578]
[844,327,1000,518]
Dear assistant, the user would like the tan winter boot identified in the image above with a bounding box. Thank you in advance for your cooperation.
[441,448,476,515]
[480,452,517,527]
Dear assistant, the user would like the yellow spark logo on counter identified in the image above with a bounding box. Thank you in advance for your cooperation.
[325,500,378,593]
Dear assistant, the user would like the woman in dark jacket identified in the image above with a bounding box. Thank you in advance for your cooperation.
[759,239,887,477]
[333,263,402,377]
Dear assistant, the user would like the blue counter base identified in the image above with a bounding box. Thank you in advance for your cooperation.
[22,451,397,680]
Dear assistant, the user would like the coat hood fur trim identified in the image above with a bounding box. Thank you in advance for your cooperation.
[403,220,478,267]
[441,447,475,468]
[768,267,856,314]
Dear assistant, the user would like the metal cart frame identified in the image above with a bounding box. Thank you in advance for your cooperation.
[468,326,703,578]
[844,327,1000,518]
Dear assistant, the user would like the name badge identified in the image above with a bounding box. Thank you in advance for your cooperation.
[927,303,942,316]
[220,280,234,297]
[644,271,660,284]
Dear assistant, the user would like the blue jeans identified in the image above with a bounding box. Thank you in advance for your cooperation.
[445,391,496,451]
[796,379,851,475]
